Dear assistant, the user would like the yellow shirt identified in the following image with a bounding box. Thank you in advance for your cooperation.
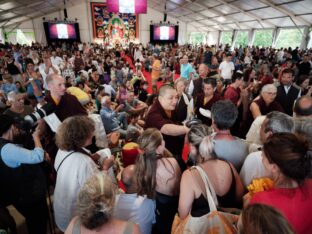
[67,87,90,102]
[151,59,161,80]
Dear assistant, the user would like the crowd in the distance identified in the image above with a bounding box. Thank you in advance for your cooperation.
[0,40,311,234]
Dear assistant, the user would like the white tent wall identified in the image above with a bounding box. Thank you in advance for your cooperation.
[2,1,311,49]
[2,1,188,46]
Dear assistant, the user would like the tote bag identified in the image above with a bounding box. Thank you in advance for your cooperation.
[171,166,238,234]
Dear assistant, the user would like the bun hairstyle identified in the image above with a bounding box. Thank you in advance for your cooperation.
[76,173,117,230]
[263,132,311,185]
[199,136,217,161]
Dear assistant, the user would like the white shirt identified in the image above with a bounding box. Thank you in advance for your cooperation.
[103,84,116,97]
[219,61,234,80]
[53,150,99,231]
[239,151,272,187]
[114,193,156,234]
[38,62,60,90]
[51,56,63,68]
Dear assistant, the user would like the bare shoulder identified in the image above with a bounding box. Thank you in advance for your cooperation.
[64,216,79,234]
[158,157,181,173]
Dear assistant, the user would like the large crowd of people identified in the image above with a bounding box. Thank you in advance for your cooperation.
[0,41,311,234]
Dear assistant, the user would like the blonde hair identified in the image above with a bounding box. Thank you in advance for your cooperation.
[76,173,117,230]
[199,136,217,161]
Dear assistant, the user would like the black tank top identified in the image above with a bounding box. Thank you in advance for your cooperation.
[190,162,237,217]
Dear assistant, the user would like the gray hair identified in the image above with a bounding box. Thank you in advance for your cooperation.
[261,84,277,95]
[211,100,238,130]
[7,91,18,102]
[294,117,312,145]
[188,124,212,150]
[264,111,295,134]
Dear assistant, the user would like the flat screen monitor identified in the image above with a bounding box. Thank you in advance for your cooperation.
[150,25,178,43]
[43,22,81,44]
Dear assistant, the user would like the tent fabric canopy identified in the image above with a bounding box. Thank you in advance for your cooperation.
[148,0,312,31]
[0,0,311,33]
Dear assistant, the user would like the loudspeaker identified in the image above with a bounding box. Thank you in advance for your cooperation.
[164,13,167,22]
[64,9,68,19]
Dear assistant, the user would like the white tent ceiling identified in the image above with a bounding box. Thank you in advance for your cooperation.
[148,0,312,31]
[0,0,311,31]
[0,0,84,28]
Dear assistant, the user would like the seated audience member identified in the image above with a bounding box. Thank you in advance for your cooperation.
[179,134,244,219]
[102,83,117,99]
[145,85,189,157]
[135,128,181,234]
[54,116,114,231]
[131,70,145,95]
[15,81,26,93]
[248,133,312,234]
[295,75,312,96]
[122,90,147,115]
[0,115,48,234]
[65,173,140,234]
[276,68,300,116]
[1,74,17,95]
[138,81,149,103]
[195,78,221,126]
[211,100,249,170]
[100,94,128,136]
[4,91,33,118]
[187,124,211,166]
[249,84,284,119]
[128,112,143,133]
[238,204,295,234]
[116,84,128,105]
[240,111,295,187]
[293,95,312,117]
[114,165,156,234]
[174,78,191,123]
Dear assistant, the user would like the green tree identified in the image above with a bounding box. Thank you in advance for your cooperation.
[275,28,303,49]
[221,31,232,45]
[235,31,248,47]
[190,32,205,45]
[253,30,273,47]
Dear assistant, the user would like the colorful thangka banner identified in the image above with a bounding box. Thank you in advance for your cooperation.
[91,2,139,46]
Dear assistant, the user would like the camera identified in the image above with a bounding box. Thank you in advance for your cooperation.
[24,102,55,126]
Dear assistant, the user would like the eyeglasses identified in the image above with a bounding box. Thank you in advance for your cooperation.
[265,92,277,96]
